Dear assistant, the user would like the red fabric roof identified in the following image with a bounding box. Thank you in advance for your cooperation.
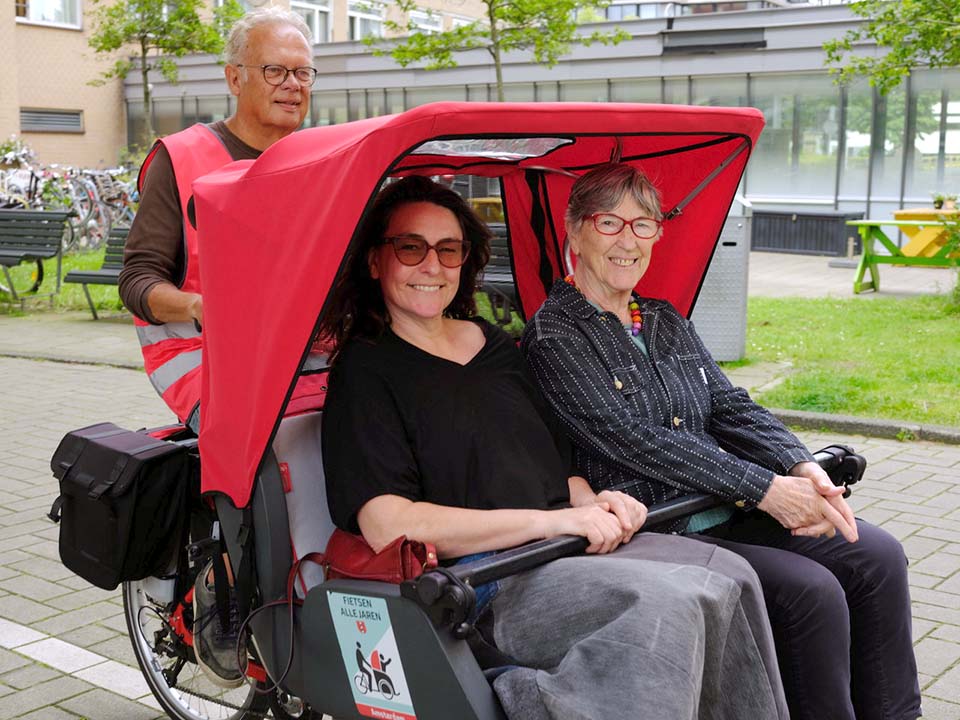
[193,101,764,507]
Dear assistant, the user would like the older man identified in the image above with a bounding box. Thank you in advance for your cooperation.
[118,7,313,689]
[119,7,313,432]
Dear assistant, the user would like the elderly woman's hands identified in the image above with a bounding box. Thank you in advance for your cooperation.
[568,476,648,547]
[757,470,858,543]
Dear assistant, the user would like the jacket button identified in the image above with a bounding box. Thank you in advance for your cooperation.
[734,500,746,508]
[614,378,624,390]
[673,416,681,427]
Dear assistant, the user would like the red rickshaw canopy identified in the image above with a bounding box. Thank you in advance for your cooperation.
[193,101,764,507]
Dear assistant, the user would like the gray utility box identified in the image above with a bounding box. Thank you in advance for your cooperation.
[691,210,750,362]
[751,209,863,257]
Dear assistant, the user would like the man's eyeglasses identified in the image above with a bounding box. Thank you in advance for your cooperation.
[382,235,471,268]
[236,64,318,87]
[585,213,662,239]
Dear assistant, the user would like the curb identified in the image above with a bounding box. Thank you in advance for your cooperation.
[771,408,960,445]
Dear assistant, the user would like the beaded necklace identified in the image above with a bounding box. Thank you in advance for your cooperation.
[564,274,642,336]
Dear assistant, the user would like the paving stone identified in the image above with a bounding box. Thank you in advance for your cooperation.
[909,572,945,590]
[74,660,151,700]
[59,624,119,650]
[0,675,91,720]
[919,526,960,545]
[914,602,960,626]
[915,637,960,678]
[1,663,62,689]
[17,707,81,720]
[926,663,960,703]
[16,637,104,673]
[932,624,960,643]
[45,586,118,612]
[876,519,925,542]
[8,556,74,582]
[34,602,126,636]
[911,553,960,578]
[902,536,948,563]
[911,617,939,641]
[0,574,73,602]
[0,594,60,624]
[0,647,31,674]
[87,635,138,669]
[912,697,960,720]
[58,688,165,720]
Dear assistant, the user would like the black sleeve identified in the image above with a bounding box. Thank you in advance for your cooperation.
[322,345,423,533]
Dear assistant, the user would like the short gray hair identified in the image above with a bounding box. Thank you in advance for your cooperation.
[224,8,312,65]
[565,163,663,232]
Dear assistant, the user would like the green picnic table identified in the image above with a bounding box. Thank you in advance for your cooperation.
[847,215,960,293]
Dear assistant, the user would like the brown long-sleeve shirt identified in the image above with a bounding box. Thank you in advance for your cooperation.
[118,121,261,323]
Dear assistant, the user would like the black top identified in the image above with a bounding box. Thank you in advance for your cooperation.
[323,319,572,533]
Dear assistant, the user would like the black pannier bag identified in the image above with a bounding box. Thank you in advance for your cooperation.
[48,423,191,590]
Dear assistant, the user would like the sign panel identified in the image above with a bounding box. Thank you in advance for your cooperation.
[328,591,417,720]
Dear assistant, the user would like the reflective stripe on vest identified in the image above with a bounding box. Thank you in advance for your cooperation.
[133,124,233,422]
[149,349,203,396]
[136,321,201,347]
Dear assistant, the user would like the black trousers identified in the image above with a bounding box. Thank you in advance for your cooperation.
[692,513,921,720]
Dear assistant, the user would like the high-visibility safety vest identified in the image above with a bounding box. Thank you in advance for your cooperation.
[134,124,233,426]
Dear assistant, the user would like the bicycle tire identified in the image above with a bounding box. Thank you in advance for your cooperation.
[123,577,272,720]
[0,259,43,296]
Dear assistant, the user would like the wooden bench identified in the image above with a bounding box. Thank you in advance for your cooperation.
[847,217,960,294]
[0,209,74,305]
[63,226,129,319]
[481,222,519,324]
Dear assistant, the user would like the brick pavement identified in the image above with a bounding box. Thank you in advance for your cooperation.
[0,355,957,718]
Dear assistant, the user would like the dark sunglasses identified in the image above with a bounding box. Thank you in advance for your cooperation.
[382,235,471,268]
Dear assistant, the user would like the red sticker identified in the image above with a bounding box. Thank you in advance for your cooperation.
[279,462,292,493]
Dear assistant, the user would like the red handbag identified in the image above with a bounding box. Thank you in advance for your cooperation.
[308,528,439,584]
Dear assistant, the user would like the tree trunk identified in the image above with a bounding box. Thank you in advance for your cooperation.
[140,36,155,148]
[486,2,504,102]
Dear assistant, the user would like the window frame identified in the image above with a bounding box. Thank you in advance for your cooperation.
[348,1,384,41]
[290,0,331,43]
[15,0,82,30]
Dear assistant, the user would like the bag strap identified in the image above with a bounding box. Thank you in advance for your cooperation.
[47,495,64,523]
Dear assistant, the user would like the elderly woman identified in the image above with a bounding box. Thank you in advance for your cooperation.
[320,175,789,720]
[521,163,920,720]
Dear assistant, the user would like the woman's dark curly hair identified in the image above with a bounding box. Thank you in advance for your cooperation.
[319,175,492,359]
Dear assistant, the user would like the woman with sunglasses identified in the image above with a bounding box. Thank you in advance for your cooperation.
[521,163,919,720]
[320,175,789,720]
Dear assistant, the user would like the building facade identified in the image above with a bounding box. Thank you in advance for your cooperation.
[6,0,125,167]
[127,2,960,218]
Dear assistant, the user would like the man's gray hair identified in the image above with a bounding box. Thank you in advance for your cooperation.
[224,7,312,65]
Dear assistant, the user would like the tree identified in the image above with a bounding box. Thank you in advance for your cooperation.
[823,0,960,94]
[371,0,628,102]
[88,0,244,147]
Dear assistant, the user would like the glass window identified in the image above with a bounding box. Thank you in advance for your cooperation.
[536,82,560,102]
[153,98,183,138]
[503,83,535,102]
[838,79,871,201]
[309,90,347,127]
[869,85,907,200]
[386,88,405,114]
[409,9,442,34]
[749,73,841,199]
[291,0,330,43]
[197,96,229,124]
[467,85,490,102]
[349,2,383,40]
[904,69,960,202]
[127,101,146,148]
[406,86,466,108]
[691,75,747,107]
[610,79,660,103]
[560,80,607,103]
[662,77,688,105]
[16,0,80,26]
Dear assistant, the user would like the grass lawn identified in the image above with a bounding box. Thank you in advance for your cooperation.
[0,249,125,315]
[743,295,960,428]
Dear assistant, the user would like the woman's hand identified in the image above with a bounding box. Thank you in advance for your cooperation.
[567,477,647,543]
[788,461,859,541]
[594,490,647,543]
[546,504,626,555]
[757,475,858,543]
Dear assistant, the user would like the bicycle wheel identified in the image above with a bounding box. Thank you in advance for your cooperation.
[123,577,272,720]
